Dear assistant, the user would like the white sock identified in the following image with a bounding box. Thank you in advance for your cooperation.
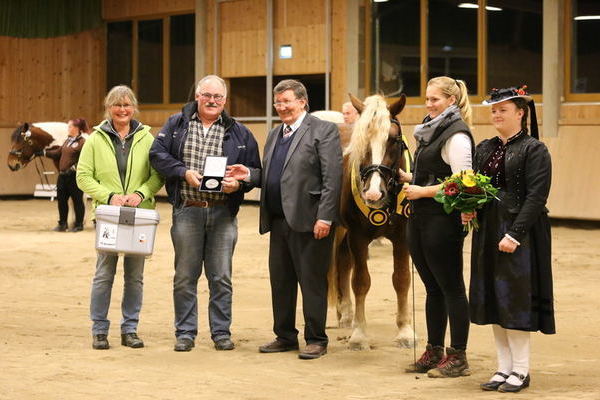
[505,329,530,385]
[491,325,512,381]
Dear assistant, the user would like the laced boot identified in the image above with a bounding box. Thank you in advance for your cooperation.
[405,344,444,373]
[427,346,470,378]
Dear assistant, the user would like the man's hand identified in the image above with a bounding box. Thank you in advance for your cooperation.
[123,193,143,207]
[221,176,241,193]
[184,170,202,188]
[226,164,250,181]
[109,194,126,206]
[313,220,331,240]
[498,237,518,254]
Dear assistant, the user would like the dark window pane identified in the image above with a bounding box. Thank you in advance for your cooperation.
[487,1,542,93]
[138,19,163,103]
[107,21,132,91]
[228,77,266,117]
[572,0,600,93]
[428,0,477,93]
[372,0,420,96]
[170,14,195,103]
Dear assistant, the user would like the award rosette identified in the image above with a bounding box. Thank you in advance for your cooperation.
[200,155,228,192]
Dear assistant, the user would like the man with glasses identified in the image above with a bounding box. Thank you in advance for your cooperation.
[229,79,342,359]
[150,75,261,352]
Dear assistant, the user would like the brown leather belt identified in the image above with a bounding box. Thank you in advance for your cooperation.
[184,199,227,208]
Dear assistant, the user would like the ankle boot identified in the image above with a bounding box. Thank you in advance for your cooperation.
[405,344,444,373]
[427,346,470,378]
[53,222,67,232]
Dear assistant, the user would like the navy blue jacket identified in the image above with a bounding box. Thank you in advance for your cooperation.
[149,102,261,216]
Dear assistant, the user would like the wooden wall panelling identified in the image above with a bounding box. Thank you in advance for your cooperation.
[331,0,347,111]
[103,0,195,20]
[273,0,325,76]
[219,0,266,78]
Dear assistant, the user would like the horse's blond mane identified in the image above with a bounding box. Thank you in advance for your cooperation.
[344,95,391,167]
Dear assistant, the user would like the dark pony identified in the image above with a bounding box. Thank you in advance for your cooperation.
[329,93,414,350]
[7,122,68,171]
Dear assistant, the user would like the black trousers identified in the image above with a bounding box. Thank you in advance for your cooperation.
[268,217,333,346]
[408,212,469,350]
[56,171,85,226]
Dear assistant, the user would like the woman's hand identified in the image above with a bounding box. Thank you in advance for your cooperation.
[398,168,412,183]
[403,184,425,200]
[461,211,476,225]
[498,237,518,253]
[109,194,125,206]
[123,193,142,207]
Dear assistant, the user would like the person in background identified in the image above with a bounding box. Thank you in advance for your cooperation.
[400,76,474,378]
[77,85,164,350]
[463,86,555,393]
[46,118,88,232]
[150,75,261,352]
[342,101,359,125]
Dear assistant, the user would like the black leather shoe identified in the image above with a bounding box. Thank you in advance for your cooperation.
[258,339,299,353]
[53,223,67,232]
[174,337,195,352]
[214,338,235,351]
[69,225,84,232]
[480,372,510,391]
[498,372,530,393]
[121,333,144,348]
[92,334,109,350]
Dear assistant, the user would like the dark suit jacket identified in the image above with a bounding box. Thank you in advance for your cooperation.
[254,113,342,234]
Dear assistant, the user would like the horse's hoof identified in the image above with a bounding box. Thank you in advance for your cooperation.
[348,340,370,351]
[394,337,416,348]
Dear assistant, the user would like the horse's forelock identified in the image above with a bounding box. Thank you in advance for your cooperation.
[10,123,27,143]
[345,95,391,166]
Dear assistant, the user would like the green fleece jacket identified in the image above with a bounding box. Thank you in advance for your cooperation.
[76,120,164,216]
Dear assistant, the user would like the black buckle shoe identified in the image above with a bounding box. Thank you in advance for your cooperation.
[174,337,195,352]
[92,334,109,350]
[498,372,530,393]
[480,372,510,391]
[214,338,235,351]
[121,333,144,348]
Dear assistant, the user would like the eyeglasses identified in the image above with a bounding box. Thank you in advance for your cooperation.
[273,99,299,109]
[199,92,225,102]
[112,103,134,109]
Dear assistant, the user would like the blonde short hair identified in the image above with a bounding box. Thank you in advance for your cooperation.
[103,85,139,121]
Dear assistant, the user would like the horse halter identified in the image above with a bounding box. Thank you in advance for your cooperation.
[9,131,36,160]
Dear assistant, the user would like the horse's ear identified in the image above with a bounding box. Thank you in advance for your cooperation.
[349,93,364,114]
[22,122,29,132]
[388,94,406,119]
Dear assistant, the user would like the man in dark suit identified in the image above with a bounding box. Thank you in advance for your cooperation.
[228,79,342,359]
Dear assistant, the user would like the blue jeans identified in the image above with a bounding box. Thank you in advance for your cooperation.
[171,204,237,342]
[90,251,145,335]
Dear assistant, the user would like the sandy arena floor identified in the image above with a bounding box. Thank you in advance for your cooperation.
[0,199,599,400]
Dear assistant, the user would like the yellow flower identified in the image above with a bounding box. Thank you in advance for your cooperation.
[461,170,476,187]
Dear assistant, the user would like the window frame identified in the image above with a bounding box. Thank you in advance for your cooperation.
[106,11,195,109]
[365,0,543,105]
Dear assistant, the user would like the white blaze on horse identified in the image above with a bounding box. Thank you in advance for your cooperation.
[7,122,70,171]
[326,94,415,350]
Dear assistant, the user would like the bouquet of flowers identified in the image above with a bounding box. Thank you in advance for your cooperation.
[433,169,499,232]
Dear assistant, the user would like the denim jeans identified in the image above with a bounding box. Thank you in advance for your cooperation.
[90,251,145,335]
[171,204,237,342]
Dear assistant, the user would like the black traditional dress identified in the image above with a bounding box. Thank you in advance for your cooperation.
[469,131,555,334]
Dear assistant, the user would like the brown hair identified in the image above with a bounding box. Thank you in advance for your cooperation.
[69,118,89,133]
[510,98,529,132]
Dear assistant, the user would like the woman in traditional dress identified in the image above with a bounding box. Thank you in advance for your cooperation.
[463,86,555,392]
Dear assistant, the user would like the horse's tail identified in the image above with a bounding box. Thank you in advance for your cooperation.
[327,226,347,307]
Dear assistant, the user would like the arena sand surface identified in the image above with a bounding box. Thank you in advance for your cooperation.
[1,199,599,400]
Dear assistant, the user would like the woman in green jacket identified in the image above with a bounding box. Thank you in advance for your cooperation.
[77,85,163,350]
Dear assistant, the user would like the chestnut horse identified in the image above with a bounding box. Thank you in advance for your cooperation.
[329,94,414,350]
[7,122,69,171]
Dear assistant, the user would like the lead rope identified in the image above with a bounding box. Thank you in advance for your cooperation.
[411,255,417,366]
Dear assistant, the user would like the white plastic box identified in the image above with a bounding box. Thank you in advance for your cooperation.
[95,205,160,256]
